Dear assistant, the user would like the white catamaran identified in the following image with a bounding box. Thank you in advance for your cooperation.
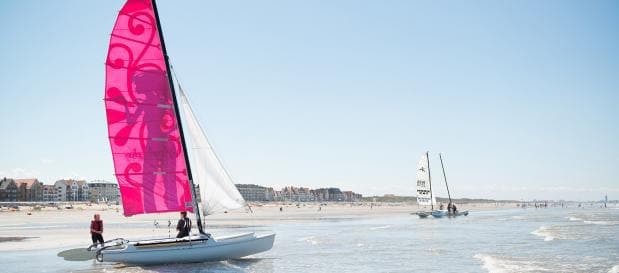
[93,0,275,265]
[415,152,468,218]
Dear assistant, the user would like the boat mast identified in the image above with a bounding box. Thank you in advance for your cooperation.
[426,151,434,211]
[439,153,452,204]
[151,0,205,234]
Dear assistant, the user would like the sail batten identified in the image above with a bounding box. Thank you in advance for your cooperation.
[105,0,193,216]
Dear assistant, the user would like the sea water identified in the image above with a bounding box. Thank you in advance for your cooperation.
[1,207,617,273]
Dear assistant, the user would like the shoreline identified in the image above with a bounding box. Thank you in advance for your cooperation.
[0,202,517,252]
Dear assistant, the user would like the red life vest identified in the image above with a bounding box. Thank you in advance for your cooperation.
[91,220,103,234]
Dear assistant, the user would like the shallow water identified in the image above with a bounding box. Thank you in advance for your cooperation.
[1,207,618,273]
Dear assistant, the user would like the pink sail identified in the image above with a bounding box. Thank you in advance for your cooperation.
[105,0,193,216]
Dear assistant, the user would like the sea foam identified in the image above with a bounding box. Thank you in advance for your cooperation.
[584,220,618,225]
[474,254,549,273]
[531,226,554,241]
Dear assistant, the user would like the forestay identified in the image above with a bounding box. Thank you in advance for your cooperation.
[178,86,246,215]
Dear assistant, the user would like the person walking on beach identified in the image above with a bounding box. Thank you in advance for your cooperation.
[90,213,104,246]
[176,211,192,238]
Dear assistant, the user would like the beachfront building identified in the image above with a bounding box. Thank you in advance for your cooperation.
[0,178,18,202]
[54,179,89,201]
[235,184,275,201]
[88,180,120,202]
[313,188,345,202]
[15,178,43,201]
[343,191,362,202]
[42,184,57,202]
[278,186,314,202]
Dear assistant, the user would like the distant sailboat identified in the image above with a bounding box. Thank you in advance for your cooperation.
[414,152,468,218]
[94,0,274,265]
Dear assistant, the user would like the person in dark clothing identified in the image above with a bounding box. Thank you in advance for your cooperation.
[90,213,104,246]
[452,204,458,213]
[176,211,192,238]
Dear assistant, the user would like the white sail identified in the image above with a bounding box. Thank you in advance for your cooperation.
[416,153,436,206]
[178,86,246,216]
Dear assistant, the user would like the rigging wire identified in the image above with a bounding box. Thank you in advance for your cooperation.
[169,63,257,234]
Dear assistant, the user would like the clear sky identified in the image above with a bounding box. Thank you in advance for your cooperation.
[1,0,617,201]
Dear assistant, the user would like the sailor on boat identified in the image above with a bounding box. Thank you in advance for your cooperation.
[176,211,192,238]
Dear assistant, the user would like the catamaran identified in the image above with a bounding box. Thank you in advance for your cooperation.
[94,0,275,264]
[414,152,468,218]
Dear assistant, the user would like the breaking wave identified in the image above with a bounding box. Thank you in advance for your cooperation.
[531,226,554,241]
[297,236,318,245]
[474,254,551,273]
[583,220,618,226]
[369,225,391,230]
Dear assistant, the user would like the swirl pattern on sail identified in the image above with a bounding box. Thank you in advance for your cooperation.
[105,0,193,216]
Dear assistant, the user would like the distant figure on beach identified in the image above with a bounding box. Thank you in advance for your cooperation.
[176,211,192,238]
[90,213,104,247]
[452,203,457,213]
[447,202,453,213]
[279,207,283,212]
[439,203,444,210]
[318,206,322,212]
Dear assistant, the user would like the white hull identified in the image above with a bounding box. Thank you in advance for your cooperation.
[431,209,449,218]
[431,210,469,218]
[414,211,432,218]
[98,232,275,265]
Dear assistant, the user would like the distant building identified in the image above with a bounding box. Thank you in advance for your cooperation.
[312,188,345,202]
[235,184,274,201]
[0,178,18,202]
[88,180,120,202]
[42,184,57,202]
[54,179,89,201]
[15,178,43,201]
[279,186,312,202]
[274,186,357,202]
[342,191,362,202]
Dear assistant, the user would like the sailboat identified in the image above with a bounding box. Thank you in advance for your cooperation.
[414,152,436,218]
[414,152,468,218]
[96,0,275,264]
[431,153,468,218]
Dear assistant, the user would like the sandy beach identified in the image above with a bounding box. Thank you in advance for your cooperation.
[0,202,514,252]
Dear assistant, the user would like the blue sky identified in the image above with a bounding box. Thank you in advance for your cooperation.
[1,0,617,201]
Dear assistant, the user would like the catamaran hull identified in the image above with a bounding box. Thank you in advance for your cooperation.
[99,232,274,265]
[415,211,432,218]
[431,210,469,218]
[431,210,449,218]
